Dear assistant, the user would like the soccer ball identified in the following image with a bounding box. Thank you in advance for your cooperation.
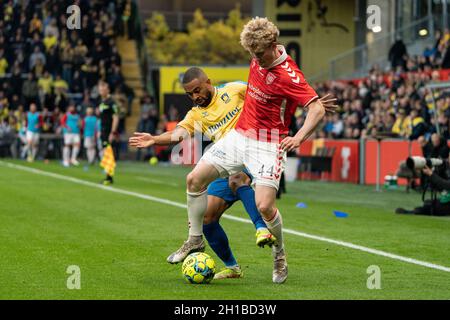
[149,156,158,165]
[182,252,216,284]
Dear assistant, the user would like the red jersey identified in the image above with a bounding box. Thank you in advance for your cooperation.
[235,45,318,141]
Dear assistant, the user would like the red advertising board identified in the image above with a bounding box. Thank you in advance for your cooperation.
[364,140,423,185]
[325,140,359,183]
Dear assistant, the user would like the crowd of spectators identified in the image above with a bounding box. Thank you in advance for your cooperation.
[300,29,450,142]
[130,29,450,162]
[1,1,450,161]
[0,0,138,158]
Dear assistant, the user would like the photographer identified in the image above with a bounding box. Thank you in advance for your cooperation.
[396,161,450,216]
[420,133,449,162]
[399,133,450,190]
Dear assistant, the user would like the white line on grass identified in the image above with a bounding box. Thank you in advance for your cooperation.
[2,160,450,274]
[136,176,180,187]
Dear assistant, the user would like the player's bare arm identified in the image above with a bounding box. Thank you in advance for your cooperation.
[280,99,325,152]
[129,126,189,148]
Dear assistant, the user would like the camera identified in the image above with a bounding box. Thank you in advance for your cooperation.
[406,156,443,170]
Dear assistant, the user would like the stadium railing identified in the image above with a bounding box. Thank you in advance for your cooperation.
[310,16,434,82]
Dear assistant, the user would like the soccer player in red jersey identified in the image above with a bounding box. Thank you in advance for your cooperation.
[167,17,326,284]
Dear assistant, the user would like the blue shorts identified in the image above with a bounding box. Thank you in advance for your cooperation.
[207,170,252,205]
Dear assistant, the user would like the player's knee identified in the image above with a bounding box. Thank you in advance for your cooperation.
[256,201,275,217]
[228,179,242,194]
[186,172,206,192]
[228,173,250,193]
[203,213,219,225]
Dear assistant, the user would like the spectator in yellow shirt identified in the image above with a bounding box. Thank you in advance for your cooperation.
[0,92,9,122]
[0,49,8,77]
[38,71,53,107]
[29,13,43,35]
[53,75,68,92]
[43,34,58,52]
[392,108,412,138]
[38,71,53,95]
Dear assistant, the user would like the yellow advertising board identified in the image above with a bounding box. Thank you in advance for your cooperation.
[265,0,355,79]
[159,66,249,113]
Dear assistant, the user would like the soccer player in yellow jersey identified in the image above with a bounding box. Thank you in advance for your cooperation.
[130,67,336,279]
[131,67,274,279]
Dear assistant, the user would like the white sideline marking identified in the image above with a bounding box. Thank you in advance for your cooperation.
[1,160,450,274]
[136,176,180,187]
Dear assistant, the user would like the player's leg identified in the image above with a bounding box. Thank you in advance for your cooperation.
[62,134,71,167]
[31,134,39,161]
[202,193,242,279]
[97,137,103,159]
[167,130,245,264]
[71,135,80,166]
[228,172,275,247]
[85,137,96,164]
[25,131,33,162]
[166,160,220,264]
[244,135,288,284]
[255,185,287,284]
[20,132,28,159]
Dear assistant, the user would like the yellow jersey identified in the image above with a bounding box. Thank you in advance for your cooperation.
[177,81,247,142]
[392,116,411,137]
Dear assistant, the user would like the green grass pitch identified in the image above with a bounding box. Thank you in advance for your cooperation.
[0,159,449,299]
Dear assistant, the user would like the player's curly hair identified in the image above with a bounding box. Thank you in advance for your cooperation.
[240,17,279,53]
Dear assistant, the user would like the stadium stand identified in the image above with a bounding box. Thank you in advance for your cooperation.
[306,30,450,143]
[0,1,449,164]
[0,0,148,160]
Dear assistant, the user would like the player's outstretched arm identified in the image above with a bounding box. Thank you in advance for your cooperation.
[129,126,189,148]
[280,99,325,152]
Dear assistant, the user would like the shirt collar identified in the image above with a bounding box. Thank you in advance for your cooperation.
[266,45,288,69]
[202,87,218,108]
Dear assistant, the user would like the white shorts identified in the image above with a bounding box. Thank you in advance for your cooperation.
[64,133,80,145]
[201,129,286,190]
[84,136,96,148]
[26,131,40,144]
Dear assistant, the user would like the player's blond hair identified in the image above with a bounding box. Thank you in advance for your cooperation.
[240,17,279,53]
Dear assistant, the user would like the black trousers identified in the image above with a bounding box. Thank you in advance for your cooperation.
[413,199,450,216]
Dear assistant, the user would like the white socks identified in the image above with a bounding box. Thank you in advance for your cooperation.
[27,145,32,158]
[26,143,37,160]
[264,209,284,253]
[187,189,208,237]
[87,148,96,164]
[71,145,80,162]
[63,146,70,164]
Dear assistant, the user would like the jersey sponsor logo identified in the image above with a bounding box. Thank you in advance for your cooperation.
[247,83,273,103]
[281,62,300,84]
[220,93,231,104]
[207,105,240,135]
[266,72,276,85]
